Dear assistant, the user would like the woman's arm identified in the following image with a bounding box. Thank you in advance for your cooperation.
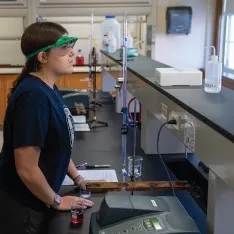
[67,159,86,189]
[67,159,79,180]
[15,147,94,209]
[15,146,56,206]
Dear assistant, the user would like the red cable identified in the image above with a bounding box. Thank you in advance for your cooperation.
[128,98,141,123]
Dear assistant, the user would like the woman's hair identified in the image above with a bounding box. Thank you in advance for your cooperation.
[7,22,68,102]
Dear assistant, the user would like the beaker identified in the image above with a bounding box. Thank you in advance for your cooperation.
[70,200,84,228]
[128,156,143,177]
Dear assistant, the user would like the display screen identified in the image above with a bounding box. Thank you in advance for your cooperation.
[152,218,162,230]
[143,217,162,231]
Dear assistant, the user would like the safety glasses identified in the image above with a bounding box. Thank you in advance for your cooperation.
[26,36,78,59]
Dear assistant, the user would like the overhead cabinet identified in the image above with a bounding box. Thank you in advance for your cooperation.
[38,0,152,7]
[38,0,152,16]
[0,0,27,7]
[0,0,27,17]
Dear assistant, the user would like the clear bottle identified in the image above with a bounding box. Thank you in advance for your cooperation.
[108,31,117,53]
[101,15,121,49]
[127,31,133,48]
[103,34,109,52]
[204,46,222,93]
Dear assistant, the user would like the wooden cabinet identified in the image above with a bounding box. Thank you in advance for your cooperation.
[0,74,17,126]
[0,72,102,126]
[5,75,17,103]
[0,76,5,125]
[55,76,65,88]
[63,73,102,90]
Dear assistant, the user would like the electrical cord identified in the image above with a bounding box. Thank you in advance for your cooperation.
[156,119,177,197]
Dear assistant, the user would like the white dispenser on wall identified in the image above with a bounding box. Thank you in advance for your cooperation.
[204,46,222,93]
[101,15,121,50]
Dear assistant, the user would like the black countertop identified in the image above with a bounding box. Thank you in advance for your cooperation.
[101,50,234,144]
[20,103,205,233]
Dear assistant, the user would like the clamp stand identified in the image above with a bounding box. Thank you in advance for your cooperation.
[86,11,108,129]
[87,47,108,129]
[121,13,138,183]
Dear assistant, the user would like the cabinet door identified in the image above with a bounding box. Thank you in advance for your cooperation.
[96,73,102,90]
[0,75,5,125]
[55,76,65,88]
[5,75,18,105]
[65,73,89,90]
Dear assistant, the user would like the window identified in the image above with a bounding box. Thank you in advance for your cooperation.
[223,15,234,75]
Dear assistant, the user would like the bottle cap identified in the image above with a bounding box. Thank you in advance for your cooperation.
[106,15,115,19]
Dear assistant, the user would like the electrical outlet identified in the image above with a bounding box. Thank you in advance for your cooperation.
[183,115,196,152]
[171,111,180,130]
[161,103,168,120]
[184,121,196,152]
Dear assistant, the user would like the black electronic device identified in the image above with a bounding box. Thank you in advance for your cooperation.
[89,194,201,234]
[166,6,193,35]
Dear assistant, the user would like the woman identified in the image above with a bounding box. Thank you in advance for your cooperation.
[0,22,94,233]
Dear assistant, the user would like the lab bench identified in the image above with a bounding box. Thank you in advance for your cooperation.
[100,50,234,234]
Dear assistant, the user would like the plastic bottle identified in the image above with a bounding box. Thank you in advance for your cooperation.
[76,49,84,66]
[103,34,110,52]
[101,15,121,49]
[127,31,133,48]
[204,46,222,93]
[108,31,117,53]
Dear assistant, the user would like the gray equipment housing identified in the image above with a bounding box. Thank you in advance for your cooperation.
[89,195,201,234]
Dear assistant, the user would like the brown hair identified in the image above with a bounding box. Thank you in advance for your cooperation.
[7,22,68,102]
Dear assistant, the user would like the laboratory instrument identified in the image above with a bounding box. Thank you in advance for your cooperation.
[87,11,108,129]
[155,68,202,86]
[80,189,91,200]
[204,46,222,93]
[128,156,143,178]
[70,200,84,227]
[89,194,200,234]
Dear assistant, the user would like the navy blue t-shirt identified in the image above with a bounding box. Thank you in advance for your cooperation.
[0,74,74,211]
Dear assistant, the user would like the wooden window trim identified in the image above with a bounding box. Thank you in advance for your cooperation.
[211,0,234,90]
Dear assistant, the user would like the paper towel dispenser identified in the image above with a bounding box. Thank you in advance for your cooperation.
[166,6,192,35]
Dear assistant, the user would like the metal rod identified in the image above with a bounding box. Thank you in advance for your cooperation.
[132,99,138,183]
[88,10,94,98]
[121,12,128,174]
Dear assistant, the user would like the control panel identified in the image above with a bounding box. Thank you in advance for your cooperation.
[98,212,200,234]
[99,215,164,234]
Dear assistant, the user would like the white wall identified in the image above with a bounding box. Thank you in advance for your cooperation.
[154,0,216,69]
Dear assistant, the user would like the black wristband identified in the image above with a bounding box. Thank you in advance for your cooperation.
[73,175,83,182]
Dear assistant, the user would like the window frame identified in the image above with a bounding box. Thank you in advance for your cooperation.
[221,14,234,77]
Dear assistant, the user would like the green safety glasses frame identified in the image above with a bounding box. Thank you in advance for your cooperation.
[26,36,78,59]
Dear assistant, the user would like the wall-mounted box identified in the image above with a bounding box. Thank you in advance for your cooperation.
[166,6,192,35]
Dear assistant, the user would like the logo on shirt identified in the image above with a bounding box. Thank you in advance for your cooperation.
[63,106,75,149]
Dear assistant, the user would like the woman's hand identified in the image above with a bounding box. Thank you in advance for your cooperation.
[56,196,94,211]
[75,178,87,190]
